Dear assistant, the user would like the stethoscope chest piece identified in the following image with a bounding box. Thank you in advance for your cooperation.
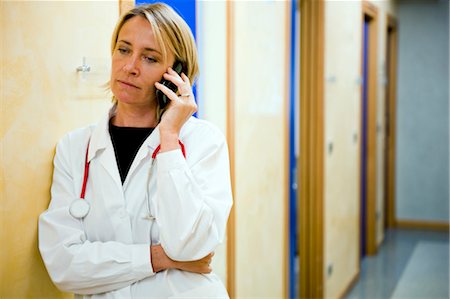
[70,198,90,219]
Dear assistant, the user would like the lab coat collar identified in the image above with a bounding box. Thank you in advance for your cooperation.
[128,122,161,168]
[87,104,162,162]
[143,122,161,153]
[87,105,116,162]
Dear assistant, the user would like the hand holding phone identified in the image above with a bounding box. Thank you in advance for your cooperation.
[155,63,197,153]
[156,61,186,109]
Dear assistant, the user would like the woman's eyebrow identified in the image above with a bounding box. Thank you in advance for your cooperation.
[118,39,162,55]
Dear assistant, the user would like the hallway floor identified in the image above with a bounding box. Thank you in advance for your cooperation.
[345,228,449,299]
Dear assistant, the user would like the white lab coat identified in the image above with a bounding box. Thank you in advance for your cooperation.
[39,107,233,298]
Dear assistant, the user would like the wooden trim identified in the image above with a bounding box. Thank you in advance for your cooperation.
[396,220,450,231]
[361,1,378,256]
[283,1,291,298]
[225,1,236,298]
[299,0,325,298]
[119,0,134,15]
[387,14,397,29]
[362,1,377,18]
[385,15,398,228]
[337,269,361,299]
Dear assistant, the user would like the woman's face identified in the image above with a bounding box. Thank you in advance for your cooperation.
[110,16,174,108]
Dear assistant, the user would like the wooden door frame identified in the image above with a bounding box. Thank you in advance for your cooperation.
[361,1,378,256]
[226,1,236,298]
[385,15,398,229]
[298,0,325,298]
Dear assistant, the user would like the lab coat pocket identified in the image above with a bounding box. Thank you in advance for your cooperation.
[168,281,229,299]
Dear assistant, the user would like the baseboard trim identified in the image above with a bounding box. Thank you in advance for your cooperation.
[396,220,449,231]
[338,268,360,299]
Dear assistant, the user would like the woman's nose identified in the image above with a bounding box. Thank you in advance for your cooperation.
[123,56,140,76]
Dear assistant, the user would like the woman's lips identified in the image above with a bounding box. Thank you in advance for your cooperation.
[117,80,141,89]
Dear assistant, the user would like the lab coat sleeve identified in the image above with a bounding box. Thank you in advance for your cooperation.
[155,125,233,261]
[39,135,154,295]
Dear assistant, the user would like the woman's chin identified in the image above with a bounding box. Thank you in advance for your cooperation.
[115,97,156,109]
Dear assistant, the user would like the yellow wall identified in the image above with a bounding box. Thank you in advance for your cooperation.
[232,1,289,297]
[0,1,117,297]
[323,0,397,298]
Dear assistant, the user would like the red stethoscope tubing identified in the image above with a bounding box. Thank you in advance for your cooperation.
[80,140,186,199]
[152,140,186,160]
[80,142,90,199]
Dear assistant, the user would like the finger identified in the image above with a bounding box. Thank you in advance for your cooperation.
[167,67,189,85]
[179,75,193,96]
[178,87,193,100]
[154,81,179,102]
[202,253,213,260]
[179,93,191,99]
[181,73,191,85]
[199,256,210,263]
[167,66,180,76]
[163,72,184,86]
[162,72,192,97]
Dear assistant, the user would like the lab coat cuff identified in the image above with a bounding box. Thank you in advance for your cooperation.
[156,149,186,172]
[132,244,155,276]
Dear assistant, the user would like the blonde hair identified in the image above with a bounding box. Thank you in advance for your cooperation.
[110,3,199,119]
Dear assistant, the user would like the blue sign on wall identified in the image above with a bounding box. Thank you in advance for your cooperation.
[135,0,196,38]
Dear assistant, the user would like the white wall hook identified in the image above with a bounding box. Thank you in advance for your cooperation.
[76,57,91,73]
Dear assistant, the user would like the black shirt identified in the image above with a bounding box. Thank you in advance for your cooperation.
[109,124,154,183]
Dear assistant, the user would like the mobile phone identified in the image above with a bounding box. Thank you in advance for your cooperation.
[156,61,186,109]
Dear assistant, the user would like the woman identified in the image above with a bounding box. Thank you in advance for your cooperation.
[39,3,232,298]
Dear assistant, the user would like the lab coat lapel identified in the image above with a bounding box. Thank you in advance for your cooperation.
[122,125,160,188]
[141,124,160,161]
[88,106,114,162]
[88,106,123,190]
[98,142,123,189]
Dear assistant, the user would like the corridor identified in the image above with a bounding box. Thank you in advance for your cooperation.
[346,229,449,299]
[1,0,448,298]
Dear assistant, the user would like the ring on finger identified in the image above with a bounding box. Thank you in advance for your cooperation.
[180,93,190,98]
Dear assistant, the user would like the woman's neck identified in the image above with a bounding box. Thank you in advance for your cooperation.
[112,102,158,128]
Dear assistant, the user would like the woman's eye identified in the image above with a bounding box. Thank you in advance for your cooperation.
[117,47,129,54]
[144,56,157,63]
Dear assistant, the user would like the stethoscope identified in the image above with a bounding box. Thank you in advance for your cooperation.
[69,140,186,220]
